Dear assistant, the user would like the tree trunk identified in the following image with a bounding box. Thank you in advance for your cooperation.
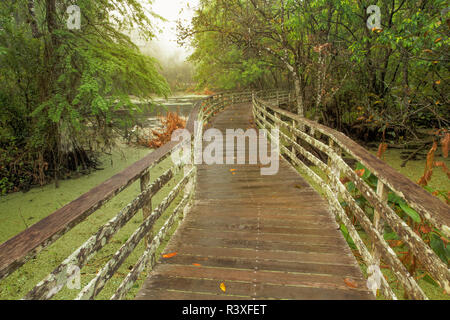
[315,52,326,114]
[27,0,40,38]
[402,52,410,121]
[293,71,304,117]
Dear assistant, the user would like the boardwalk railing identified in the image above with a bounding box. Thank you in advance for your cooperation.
[0,90,279,300]
[253,93,450,300]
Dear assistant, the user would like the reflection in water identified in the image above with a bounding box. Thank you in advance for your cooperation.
[124,95,207,129]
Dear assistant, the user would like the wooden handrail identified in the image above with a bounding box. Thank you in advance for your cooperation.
[253,94,450,299]
[269,104,450,234]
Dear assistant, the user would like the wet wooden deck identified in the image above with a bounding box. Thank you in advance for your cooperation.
[136,103,373,300]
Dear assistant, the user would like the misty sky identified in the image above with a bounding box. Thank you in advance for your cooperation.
[139,0,199,60]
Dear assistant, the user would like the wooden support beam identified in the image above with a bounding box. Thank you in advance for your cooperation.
[140,171,152,247]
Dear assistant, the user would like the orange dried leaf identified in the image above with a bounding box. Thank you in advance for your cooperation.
[420,225,432,234]
[355,169,365,177]
[138,112,186,149]
[377,143,388,159]
[162,252,177,259]
[344,278,358,288]
[441,133,449,158]
[426,141,437,171]
[389,240,404,247]
[435,162,450,178]
[417,176,428,187]
[192,263,202,267]
[340,177,351,184]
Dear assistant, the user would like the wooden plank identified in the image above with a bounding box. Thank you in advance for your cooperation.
[145,264,368,291]
[139,274,372,300]
[182,219,339,234]
[135,288,250,300]
[159,254,362,276]
[179,228,345,245]
[167,245,358,266]
[168,234,350,254]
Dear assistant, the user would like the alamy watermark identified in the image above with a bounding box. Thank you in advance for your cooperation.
[367,5,381,30]
[367,264,383,295]
[170,121,280,176]
[67,5,81,30]
[63,4,449,34]
[65,4,381,32]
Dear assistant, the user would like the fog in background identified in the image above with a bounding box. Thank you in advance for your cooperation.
[131,0,200,92]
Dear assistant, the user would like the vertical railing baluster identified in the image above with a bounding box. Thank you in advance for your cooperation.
[328,138,342,194]
[373,181,388,263]
[140,171,152,247]
[291,120,296,155]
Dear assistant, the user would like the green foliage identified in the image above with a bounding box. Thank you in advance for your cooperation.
[188,30,274,90]
[0,0,170,193]
[186,0,449,134]
[344,162,449,272]
[340,223,357,250]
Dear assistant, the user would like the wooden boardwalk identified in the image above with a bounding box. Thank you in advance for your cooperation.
[136,103,374,300]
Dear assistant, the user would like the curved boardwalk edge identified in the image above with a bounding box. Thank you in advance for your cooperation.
[135,102,374,300]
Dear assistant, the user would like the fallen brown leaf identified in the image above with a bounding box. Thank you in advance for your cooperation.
[162,252,177,259]
[344,278,358,289]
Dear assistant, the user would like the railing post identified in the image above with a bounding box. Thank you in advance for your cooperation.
[140,171,152,247]
[291,120,297,155]
[328,138,341,194]
[274,110,280,127]
[262,101,267,122]
[183,150,195,220]
[373,181,388,263]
